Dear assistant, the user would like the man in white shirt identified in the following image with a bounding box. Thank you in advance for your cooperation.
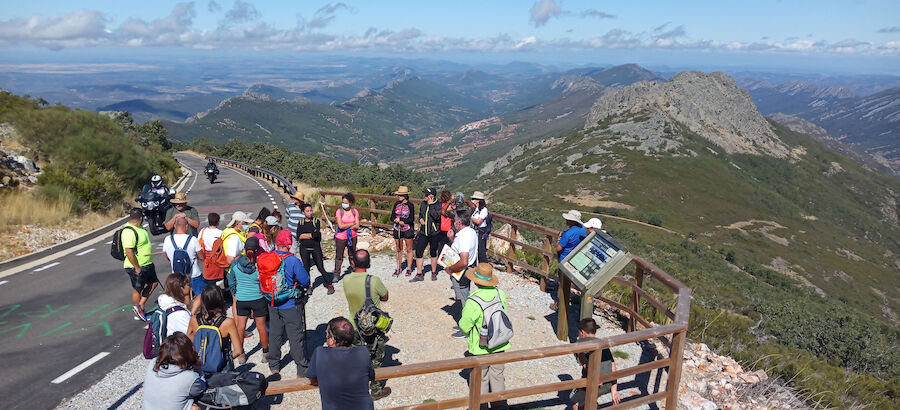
[163,218,205,288]
[198,212,223,253]
[445,208,479,338]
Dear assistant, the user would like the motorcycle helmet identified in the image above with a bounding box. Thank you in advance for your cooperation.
[150,175,162,187]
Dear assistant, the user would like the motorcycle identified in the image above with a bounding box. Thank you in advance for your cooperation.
[136,185,173,235]
[206,167,218,184]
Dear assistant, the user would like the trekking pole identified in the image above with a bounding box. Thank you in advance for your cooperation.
[319,201,335,232]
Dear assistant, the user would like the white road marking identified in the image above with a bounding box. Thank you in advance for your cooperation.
[0,280,8,286]
[51,352,110,384]
[105,241,113,245]
[33,262,61,272]
[75,248,95,256]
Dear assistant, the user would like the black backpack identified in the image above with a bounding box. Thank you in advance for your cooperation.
[110,226,138,261]
[197,371,268,409]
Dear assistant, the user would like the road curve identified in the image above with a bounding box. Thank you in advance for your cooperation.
[0,153,286,410]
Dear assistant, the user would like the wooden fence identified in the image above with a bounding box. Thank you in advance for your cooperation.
[208,159,692,409]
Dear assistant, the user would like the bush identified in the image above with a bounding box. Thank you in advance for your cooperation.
[38,163,127,212]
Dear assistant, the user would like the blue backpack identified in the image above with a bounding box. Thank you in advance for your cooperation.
[170,234,193,276]
[194,315,231,373]
[142,305,186,359]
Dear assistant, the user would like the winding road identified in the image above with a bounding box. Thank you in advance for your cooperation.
[0,153,286,410]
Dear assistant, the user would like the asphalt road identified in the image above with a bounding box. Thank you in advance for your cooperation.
[0,153,286,410]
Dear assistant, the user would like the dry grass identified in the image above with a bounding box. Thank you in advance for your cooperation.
[0,190,119,261]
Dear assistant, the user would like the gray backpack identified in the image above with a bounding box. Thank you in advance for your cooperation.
[471,289,513,349]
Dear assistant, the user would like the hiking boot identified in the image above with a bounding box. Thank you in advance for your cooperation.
[451,330,467,339]
[371,387,392,401]
[132,305,146,321]
[409,274,425,282]
[326,285,336,295]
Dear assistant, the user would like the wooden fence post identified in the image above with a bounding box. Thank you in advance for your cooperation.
[584,345,603,410]
[541,235,553,292]
[469,366,483,410]
[557,273,571,341]
[665,329,687,409]
[630,265,644,333]
[368,198,377,232]
[507,224,518,273]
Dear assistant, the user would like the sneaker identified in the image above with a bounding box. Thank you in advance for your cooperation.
[371,387,392,401]
[409,275,425,283]
[326,285,336,295]
[451,330,467,338]
[431,273,438,281]
[405,268,413,277]
[132,305,146,321]
[392,268,401,277]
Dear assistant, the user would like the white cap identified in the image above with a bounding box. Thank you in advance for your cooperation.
[228,211,254,227]
[265,215,280,227]
[584,218,602,230]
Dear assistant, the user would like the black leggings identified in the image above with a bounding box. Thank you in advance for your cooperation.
[300,244,332,286]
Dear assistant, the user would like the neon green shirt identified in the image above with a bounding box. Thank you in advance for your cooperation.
[458,286,511,355]
[121,223,153,268]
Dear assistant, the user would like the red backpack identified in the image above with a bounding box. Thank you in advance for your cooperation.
[202,231,232,280]
[257,252,298,305]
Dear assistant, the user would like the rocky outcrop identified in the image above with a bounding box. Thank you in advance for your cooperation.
[0,123,40,189]
[586,71,790,158]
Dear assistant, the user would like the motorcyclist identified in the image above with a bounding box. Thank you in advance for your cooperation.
[142,174,170,198]
[205,161,219,175]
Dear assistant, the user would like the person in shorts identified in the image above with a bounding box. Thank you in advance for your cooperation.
[122,208,159,321]
[391,186,416,277]
[227,236,269,357]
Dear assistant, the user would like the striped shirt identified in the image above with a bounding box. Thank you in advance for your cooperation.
[286,203,302,236]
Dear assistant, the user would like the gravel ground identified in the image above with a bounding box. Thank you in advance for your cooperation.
[57,253,663,410]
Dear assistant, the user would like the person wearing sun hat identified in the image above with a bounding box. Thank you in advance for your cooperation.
[390,186,416,277]
[549,210,587,312]
[164,191,200,237]
[458,262,510,409]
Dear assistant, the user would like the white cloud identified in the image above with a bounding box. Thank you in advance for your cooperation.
[0,5,895,57]
[580,9,615,19]
[530,0,561,27]
[877,26,900,33]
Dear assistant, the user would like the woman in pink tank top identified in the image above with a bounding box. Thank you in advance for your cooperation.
[333,192,360,277]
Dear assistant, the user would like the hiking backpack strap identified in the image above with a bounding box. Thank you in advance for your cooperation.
[364,274,373,305]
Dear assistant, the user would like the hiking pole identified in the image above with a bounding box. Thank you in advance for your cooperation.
[319,201,335,232]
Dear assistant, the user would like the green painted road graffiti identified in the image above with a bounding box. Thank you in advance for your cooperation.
[0,303,134,339]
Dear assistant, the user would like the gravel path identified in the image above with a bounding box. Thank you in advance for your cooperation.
[57,253,662,410]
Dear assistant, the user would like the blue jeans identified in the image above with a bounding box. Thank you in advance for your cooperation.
[191,276,209,298]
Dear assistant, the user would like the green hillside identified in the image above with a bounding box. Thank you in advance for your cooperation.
[469,117,898,406]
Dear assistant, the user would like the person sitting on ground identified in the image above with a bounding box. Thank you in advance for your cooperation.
[227,236,269,360]
[165,192,200,237]
[551,210,586,311]
[157,273,193,337]
[570,318,620,409]
[266,230,312,377]
[412,187,442,281]
[187,286,245,372]
[307,316,377,410]
[122,207,159,321]
[391,186,416,277]
[446,208,479,338]
[458,263,510,409]
[163,218,205,292]
[342,249,391,400]
[143,333,206,410]
[333,193,360,276]
[470,191,491,264]
[583,218,602,234]
[196,212,223,296]
[297,203,334,295]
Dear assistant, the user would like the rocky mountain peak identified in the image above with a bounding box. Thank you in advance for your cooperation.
[586,71,790,157]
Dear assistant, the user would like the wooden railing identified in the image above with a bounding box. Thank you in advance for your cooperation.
[208,160,692,409]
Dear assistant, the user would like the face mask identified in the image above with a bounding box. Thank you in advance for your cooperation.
[241,224,249,233]
[341,203,350,209]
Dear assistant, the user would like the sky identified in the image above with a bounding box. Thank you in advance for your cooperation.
[1,0,898,73]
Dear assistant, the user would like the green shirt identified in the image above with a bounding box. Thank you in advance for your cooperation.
[165,205,200,237]
[121,223,153,268]
[342,272,388,327]
[458,286,511,355]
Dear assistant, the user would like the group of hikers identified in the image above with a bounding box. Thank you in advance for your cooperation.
[116,172,618,410]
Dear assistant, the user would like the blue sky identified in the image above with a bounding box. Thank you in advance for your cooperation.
[1,1,898,72]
